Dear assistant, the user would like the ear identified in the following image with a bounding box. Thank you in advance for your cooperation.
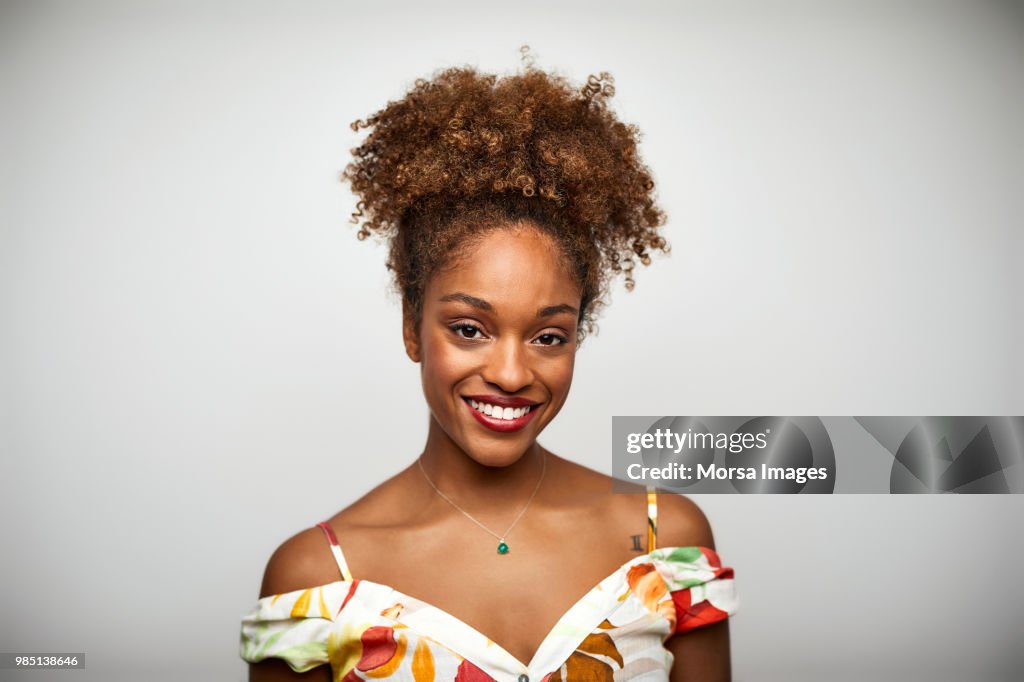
[402,305,421,363]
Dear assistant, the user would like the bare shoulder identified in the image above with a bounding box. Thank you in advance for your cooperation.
[255,469,413,599]
[652,487,716,550]
[546,454,650,537]
[257,466,431,596]
[552,458,714,546]
[257,489,385,600]
[548,454,638,505]
[258,525,343,598]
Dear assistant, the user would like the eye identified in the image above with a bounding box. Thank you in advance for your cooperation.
[450,323,486,340]
[534,333,568,347]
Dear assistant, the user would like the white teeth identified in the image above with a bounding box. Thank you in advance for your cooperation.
[469,401,535,420]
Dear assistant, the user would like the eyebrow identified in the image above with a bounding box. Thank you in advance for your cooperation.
[439,292,493,311]
[537,303,579,319]
[439,292,578,318]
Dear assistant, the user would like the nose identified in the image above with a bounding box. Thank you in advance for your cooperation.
[481,337,533,393]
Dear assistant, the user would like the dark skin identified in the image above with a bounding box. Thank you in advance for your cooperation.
[249,224,730,681]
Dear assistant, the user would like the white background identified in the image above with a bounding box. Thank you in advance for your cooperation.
[2,1,1022,680]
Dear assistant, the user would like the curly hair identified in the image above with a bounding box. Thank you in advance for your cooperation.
[342,51,668,340]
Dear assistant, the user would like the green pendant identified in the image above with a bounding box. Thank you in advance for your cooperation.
[497,541,509,554]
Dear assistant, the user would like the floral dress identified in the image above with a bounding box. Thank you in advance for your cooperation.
[240,486,737,681]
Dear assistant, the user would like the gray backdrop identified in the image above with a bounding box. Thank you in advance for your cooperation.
[1,1,1022,680]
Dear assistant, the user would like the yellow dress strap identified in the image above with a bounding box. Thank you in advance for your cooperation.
[646,484,658,552]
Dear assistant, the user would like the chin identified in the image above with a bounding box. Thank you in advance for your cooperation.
[461,441,534,468]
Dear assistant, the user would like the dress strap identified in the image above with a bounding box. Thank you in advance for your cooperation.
[646,484,658,552]
[316,521,354,582]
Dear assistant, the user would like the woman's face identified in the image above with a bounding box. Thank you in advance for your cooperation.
[406,223,581,467]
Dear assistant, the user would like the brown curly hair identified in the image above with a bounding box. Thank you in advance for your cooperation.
[342,52,668,340]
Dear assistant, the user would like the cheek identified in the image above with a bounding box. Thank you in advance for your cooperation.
[541,353,576,398]
[419,331,468,394]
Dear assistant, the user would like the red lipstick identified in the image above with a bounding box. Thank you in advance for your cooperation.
[463,394,539,408]
[462,396,541,433]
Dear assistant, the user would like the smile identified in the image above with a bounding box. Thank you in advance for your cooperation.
[462,397,541,433]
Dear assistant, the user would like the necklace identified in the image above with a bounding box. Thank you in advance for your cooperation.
[416,451,547,555]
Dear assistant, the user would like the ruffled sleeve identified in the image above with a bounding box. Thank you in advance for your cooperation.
[239,583,345,672]
[650,546,737,635]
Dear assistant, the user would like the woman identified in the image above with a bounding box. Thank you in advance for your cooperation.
[240,57,737,682]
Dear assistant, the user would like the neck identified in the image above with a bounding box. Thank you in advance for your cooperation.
[417,416,548,512]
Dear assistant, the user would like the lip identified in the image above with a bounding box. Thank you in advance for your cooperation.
[462,397,542,433]
[462,394,540,408]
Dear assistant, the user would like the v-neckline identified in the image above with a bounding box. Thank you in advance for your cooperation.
[342,546,693,679]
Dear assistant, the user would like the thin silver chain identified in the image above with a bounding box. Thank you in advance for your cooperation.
[416,451,547,542]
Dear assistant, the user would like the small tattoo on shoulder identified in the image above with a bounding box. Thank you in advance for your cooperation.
[630,534,643,551]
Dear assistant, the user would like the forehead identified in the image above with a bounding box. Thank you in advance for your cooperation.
[427,225,581,307]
